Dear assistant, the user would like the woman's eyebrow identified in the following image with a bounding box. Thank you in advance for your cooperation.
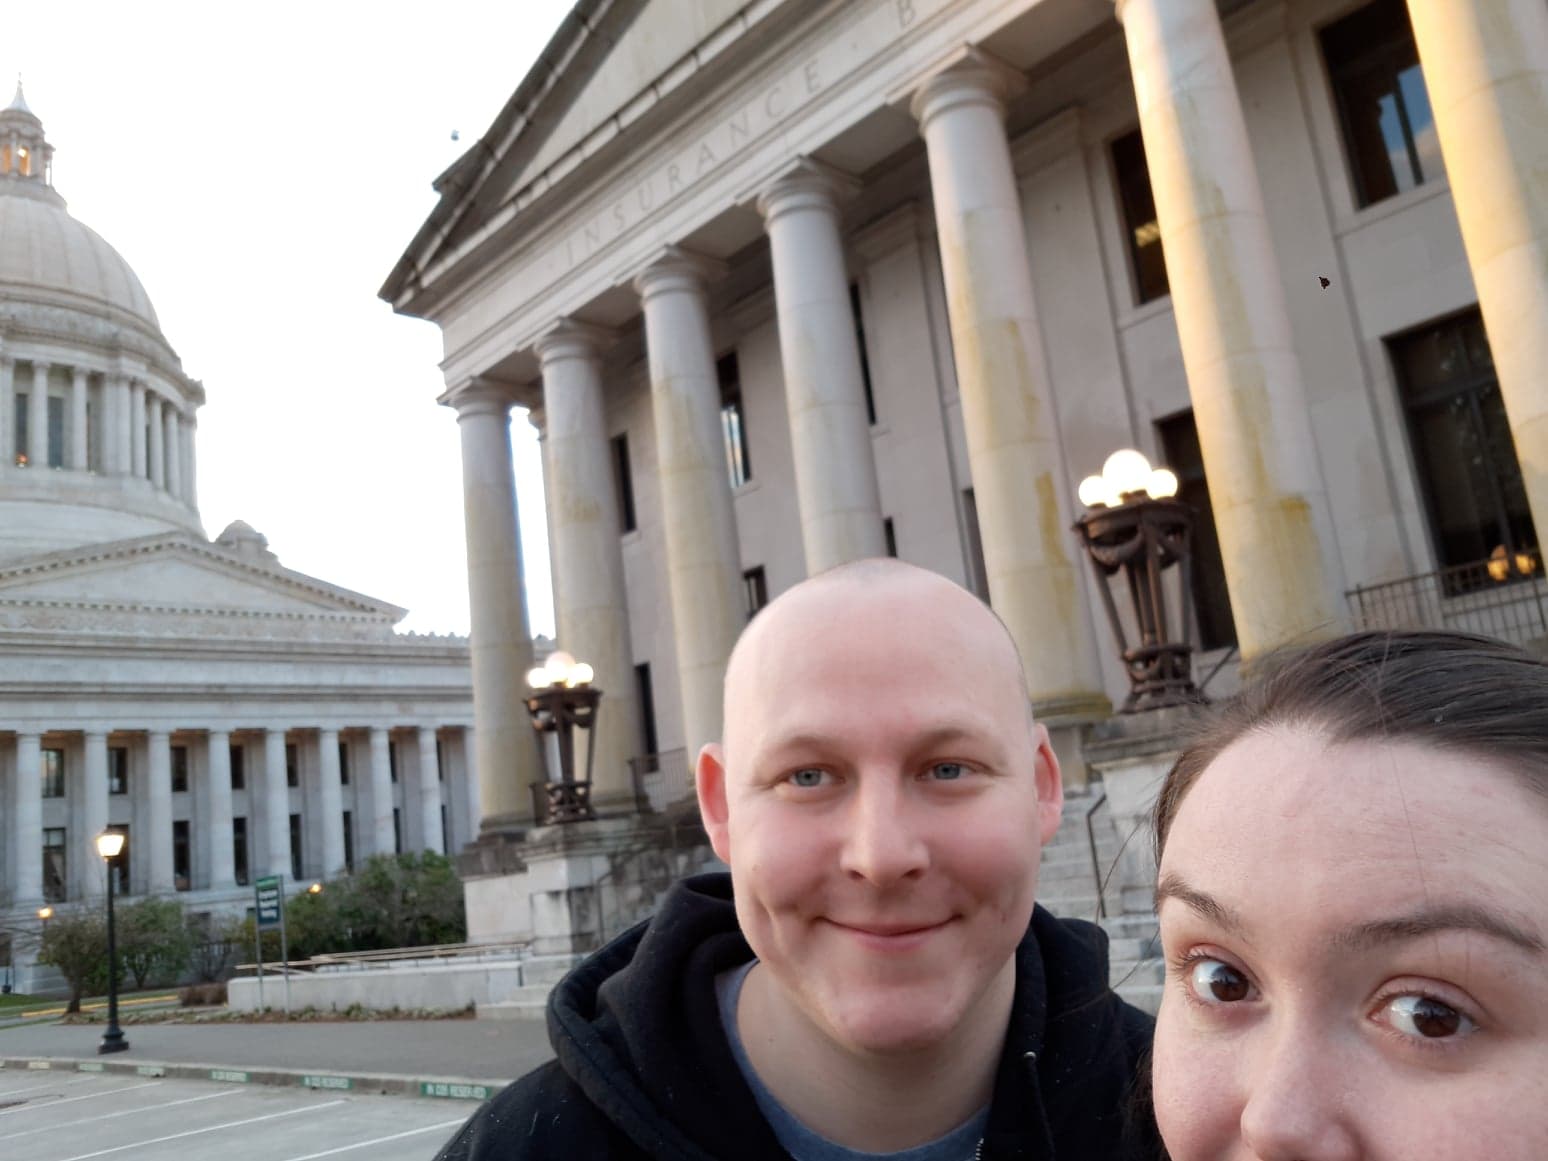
[1155,874,1246,937]
[1331,905,1546,955]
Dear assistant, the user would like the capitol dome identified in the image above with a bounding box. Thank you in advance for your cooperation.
[0,82,204,561]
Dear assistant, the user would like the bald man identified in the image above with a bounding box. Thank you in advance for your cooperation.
[437,561,1158,1161]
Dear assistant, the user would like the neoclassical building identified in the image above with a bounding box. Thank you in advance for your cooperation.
[0,86,477,990]
[384,0,1545,911]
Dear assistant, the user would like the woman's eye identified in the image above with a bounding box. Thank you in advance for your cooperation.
[788,768,827,788]
[1187,958,1253,1004]
[1383,994,1476,1041]
[928,762,966,781]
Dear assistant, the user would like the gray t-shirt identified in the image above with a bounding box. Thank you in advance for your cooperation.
[715,961,989,1161]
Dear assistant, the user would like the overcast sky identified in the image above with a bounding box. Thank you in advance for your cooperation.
[5,0,575,636]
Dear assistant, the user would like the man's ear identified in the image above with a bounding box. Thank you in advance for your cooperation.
[1032,723,1064,845]
[697,742,732,863]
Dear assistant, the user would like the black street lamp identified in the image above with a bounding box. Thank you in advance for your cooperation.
[525,651,603,824]
[94,831,128,1055]
[1074,449,1206,712]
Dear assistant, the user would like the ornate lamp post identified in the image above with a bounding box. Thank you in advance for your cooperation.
[94,830,128,1054]
[524,651,603,825]
[1074,449,1206,712]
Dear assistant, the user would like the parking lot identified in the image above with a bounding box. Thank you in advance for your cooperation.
[0,1070,470,1160]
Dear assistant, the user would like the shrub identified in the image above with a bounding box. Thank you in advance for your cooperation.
[186,912,246,983]
[119,897,192,989]
[178,982,227,1007]
[283,853,466,959]
[36,908,110,1013]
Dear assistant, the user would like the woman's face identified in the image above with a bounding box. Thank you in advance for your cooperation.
[1153,726,1548,1160]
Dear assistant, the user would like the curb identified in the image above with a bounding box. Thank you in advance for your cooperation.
[0,1055,506,1102]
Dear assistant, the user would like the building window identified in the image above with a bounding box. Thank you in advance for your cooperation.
[884,517,898,559]
[107,824,130,895]
[1112,129,1169,304]
[441,804,450,854]
[338,739,351,785]
[342,810,355,872]
[850,282,878,426]
[13,391,26,465]
[1389,310,1534,571]
[41,747,65,798]
[285,742,299,788]
[611,433,637,534]
[743,566,768,621]
[170,745,189,794]
[47,394,65,468]
[388,740,399,783]
[634,663,659,766]
[289,814,303,882]
[233,818,249,887]
[719,352,751,489]
[229,743,246,790]
[435,737,446,783]
[962,488,990,602]
[108,746,129,796]
[1157,411,1239,651]
[43,827,66,903]
[392,807,403,855]
[173,820,191,891]
[1321,0,1444,208]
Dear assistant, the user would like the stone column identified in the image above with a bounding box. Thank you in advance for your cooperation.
[181,418,198,506]
[416,727,444,855]
[162,402,181,498]
[262,728,292,879]
[10,733,43,905]
[144,730,175,893]
[1116,0,1342,659]
[27,361,49,469]
[106,373,129,475]
[534,321,638,808]
[205,730,236,890]
[0,356,12,465]
[81,731,109,900]
[69,367,88,470]
[316,728,345,876]
[147,394,166,489]
[130,381,147,478]
[367,727,395,854]
[758,160,887,571]
[1407,0,1548,536]
[912,55,1108,717]
[635,248,745,760]
[451,381,542,830]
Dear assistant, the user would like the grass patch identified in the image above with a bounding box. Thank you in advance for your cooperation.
[0,993,41,1009]
[60,1002,477,1025]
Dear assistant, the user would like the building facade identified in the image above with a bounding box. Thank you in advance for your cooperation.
[0,86,477,990]
[384,0,1546,848]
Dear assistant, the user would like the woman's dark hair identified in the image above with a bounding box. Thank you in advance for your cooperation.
[1155,629,1548,858]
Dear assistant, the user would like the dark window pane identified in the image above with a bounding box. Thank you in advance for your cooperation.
[850,283,878,425]
[342,810,354,871]
[173,820,191,891]
[42,748,65,798]
[1111,129,1169,304]
[884,517,897,558]
[962,489,990,602]
[108,824,130,894]
[171,745,189,794]
[1158,411,1239,651]
[43,827,66,903]
[743,567,768,621]
[286,743,299,788]
[230,744,246,790]
[634,663,658,762]
[290,814,303,881]
[339,740,351,785]
[233,818,248,886]
[611,434,637,533]
[718,352,751,488]
[108,747,129,795]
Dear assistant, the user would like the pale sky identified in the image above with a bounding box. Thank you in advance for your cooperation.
[4,0,576,636]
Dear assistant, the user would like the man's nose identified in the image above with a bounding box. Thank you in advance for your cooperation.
[1238,1020,1361,1161]
[837,777,929,886]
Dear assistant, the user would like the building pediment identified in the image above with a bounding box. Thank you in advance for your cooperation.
[0,533,405,621]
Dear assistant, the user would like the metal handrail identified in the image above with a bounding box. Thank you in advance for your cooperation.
[235,938,529,976]
[1084,792,1109,920]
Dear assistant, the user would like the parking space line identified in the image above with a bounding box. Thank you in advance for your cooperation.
[0,1074,95,1096]
[279,1119,468,1160]
[54,1098,349,1160]
[0,1089,238,1143]
[0,1079,161,1115]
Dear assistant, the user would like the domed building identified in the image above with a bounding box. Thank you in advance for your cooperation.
[0,85,477,992]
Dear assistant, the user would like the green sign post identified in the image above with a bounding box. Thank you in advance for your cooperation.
[253,875,290,1016]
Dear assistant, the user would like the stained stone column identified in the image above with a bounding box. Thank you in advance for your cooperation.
[262,728,292,878]
[10,733,43,905]
[147,394,166,489]
[27,361,49,469]
[912,55,1108,718]
[1116,0,1342,658]
[69,367,88,470]
[162,402,181,498]
[205,729,236,890]
[451,380,541,829]
[758,160,887,571]
[367,727,395,854]
[317,727,345,877]
[130,381,147,478]
[416,727,444,855]
[534,320,637,808]
[145,730,175,893]
[81,731,109,900]
[1407,0,1548,536]
[634,248,745,760]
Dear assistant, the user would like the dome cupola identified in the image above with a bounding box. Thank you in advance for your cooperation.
[0,80,54,192]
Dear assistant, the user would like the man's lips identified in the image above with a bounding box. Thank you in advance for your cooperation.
[826,918,953,937]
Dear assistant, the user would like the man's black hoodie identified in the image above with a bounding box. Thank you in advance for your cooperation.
[436,873,1159,1160]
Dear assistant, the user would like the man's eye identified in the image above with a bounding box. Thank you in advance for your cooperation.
[788,768,827,788]
[928,762,967,781]
[1186,957,1253,1004]
[1382,994,1477,1041]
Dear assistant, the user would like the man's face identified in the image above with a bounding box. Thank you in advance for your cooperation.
[698,574,1062,1058]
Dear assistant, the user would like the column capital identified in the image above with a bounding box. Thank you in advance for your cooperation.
[71,366,88,385]
[444,376,520,419]
[909,48,1027,131]
[532,318,618,370]
[755,157,861,227]
[30,360,51,375]
[631,245,728,303]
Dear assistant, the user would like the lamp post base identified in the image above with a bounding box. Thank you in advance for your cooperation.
[98,1028,129,1054]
